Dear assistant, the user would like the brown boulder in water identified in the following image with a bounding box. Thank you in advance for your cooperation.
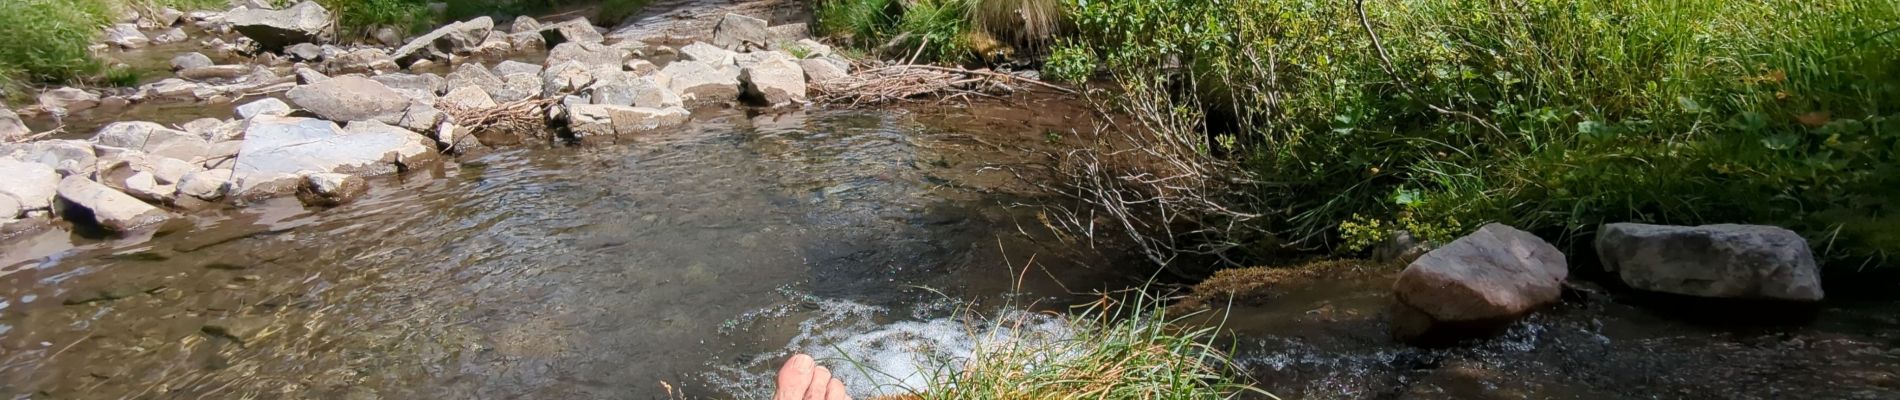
[1390,223,1567,345]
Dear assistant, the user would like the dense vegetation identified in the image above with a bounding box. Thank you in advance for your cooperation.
[811,0,1900,266]
[0,0,651,101]
[0,0,223,98]
[1069,0,1900,265]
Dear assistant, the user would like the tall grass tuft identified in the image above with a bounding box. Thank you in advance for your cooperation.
[882,293,1269,399]
[967,0,1063,53]
[0,0,116,84]
[1067,0,1900,265]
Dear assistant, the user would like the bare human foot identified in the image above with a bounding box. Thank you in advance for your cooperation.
[774,354,851,400]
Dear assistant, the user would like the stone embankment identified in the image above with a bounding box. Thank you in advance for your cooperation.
[2,2,849,235]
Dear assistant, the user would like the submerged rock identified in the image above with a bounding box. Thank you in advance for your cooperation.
[1597,223,1823,301]
[176,168,233,200]
[321,48,399,75]
[178,65,253,82]
[230,117,435,199]
[56,176,171,232]
[153,27,188,44]
[712,13,773,51]
[203,316,273,344]
[285,76,410,123]
[226,1,333,51]
[1391,223,1567,345]
[39,87,101,115]
[295,172,368,207]
[566,104,690,136]
[741,56,807,107]
[170,52,215,71]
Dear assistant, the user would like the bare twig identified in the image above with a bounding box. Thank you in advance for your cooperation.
[1354,0,1505,136]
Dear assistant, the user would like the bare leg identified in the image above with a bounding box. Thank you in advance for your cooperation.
[774,354,853,400]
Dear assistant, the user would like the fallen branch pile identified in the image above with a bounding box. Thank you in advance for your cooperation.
[812,64,1076,106]
[439,97,558,137]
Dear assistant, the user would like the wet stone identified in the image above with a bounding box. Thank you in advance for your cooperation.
[202,316,273,344]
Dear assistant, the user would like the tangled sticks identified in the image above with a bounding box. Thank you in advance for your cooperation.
[811,63,1075,106]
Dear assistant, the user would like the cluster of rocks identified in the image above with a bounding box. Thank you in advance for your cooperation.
[1388,222,1826,345]
[3,3,854,236]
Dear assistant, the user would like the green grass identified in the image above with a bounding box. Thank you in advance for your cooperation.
[846,292,1269,399]
[817,0,1078,64]
[0,0,116,85]
[1066,0,1900,265]
[0,0,228,102]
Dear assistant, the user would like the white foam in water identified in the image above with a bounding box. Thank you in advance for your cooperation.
[711,299,1075,399]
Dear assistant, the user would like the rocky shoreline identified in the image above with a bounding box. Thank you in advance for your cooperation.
[2,1,849,237]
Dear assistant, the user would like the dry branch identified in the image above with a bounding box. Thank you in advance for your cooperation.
[812,63,1074,106]
[440,97,558,138]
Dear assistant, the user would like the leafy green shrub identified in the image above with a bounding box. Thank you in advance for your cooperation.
[1041,42,1093,83]
[816,0,895,46]
[318,0,433,35]
[1068,0,1900,264]
[101,66,140,87]
[814,0,972,63]
[893,0,971,62]
[0,0,116,83]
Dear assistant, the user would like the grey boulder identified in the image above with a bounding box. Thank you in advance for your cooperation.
[230,117,436,199]
[661,61,741,104]
[39,88,101,115]
[92,121,213,161]
[0,158,61,215]
[294,172,367,207]
[566,104,690,137]
[236,98,293,119]
[740,56,807,107]
[55,176,170,232]
[285,76,410,123]
[712,13,772,50]
[226,1,333,51]
[1597,223,1823,301]
[170,52,215,71]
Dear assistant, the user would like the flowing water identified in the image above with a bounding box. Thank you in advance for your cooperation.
[0,102,1142,399]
